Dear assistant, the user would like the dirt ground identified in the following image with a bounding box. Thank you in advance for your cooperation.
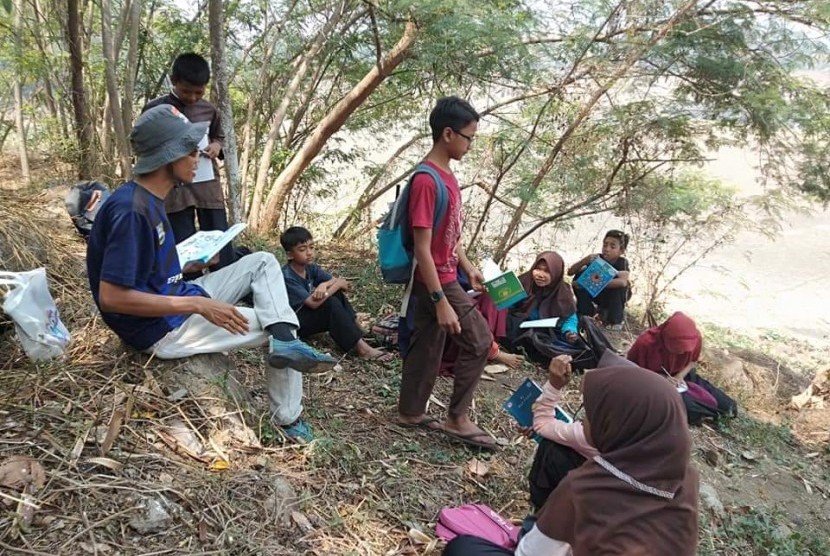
[0,161,828,555]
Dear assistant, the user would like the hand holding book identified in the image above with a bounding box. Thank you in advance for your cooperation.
[202,141,221,159]
[466,267,486,292]
[481,258,528,310]
[574,256,618,297]
[182,253,220,274]
[176,223,247,268]
[503,376,575,444]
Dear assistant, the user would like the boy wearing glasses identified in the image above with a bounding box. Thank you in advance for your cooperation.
[396,96,496,450]
[568,229,632,329]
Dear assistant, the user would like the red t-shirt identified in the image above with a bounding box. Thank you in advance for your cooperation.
[408,161,462,284]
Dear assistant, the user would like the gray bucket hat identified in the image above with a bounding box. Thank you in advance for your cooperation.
[130,104,209,174]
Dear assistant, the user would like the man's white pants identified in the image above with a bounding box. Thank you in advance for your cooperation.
[149,252,303,425]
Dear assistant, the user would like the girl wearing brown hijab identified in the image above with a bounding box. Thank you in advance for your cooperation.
[443,363,699,556]
[507,251,579,344]
[507,251,613,370]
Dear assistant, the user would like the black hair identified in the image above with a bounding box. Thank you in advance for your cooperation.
[171,53,211,85]
[604,229,630,250]
[429,96,480,142]
[280,226,313,252]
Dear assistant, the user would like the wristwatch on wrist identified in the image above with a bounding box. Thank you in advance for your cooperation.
[429,290,445,303]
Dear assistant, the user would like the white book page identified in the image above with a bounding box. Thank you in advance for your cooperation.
[520,317,560,329]
[481,258,504,281]
[176,223,247,266]
[193,133,215,183]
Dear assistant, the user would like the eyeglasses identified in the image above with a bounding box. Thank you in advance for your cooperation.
[452,129,475,144]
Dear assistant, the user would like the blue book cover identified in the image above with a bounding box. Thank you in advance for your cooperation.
[503,378,542,428]
[504,379,575,444]
[575,256,618,298]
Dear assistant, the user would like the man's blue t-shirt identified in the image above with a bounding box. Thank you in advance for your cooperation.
[86,181,207,350]
[282,263,332,311]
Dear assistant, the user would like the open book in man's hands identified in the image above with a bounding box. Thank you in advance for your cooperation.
[176,223,247,267]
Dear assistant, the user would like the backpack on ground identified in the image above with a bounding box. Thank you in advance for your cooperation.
[371,313,399,349]
[65,181,111,239]
[377,163,448,284]
[683,372,738,426]
[510,315,615,371]
[435,503,519,549]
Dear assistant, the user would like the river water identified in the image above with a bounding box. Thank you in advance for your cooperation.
[510,144,830,349]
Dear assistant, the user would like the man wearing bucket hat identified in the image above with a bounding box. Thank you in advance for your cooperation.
[85,104,335,442]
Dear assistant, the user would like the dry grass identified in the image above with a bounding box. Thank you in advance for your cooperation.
[1,184,828,555]
[0,189,549,554]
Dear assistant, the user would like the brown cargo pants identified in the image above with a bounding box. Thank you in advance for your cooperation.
[398,280,492,419]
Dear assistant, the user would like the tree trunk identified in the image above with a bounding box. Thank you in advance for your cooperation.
[282,57,329,150]
[135,0,159,107]
[247,7,345,225]
[238,34,280,210]
[253,19,419,233]
[238,0,299,201]
[100,91,113,171]
[30,0,63,134]
[0,88,13,151]
[66,0,97,178]
[100,0,131,178]
[120,0,141,136]
[493,0,699,260]
[246,50,316,224]
[13,0,30,184]
[0,123,13,152]
[470,100,552,251]
[208,0,243,223]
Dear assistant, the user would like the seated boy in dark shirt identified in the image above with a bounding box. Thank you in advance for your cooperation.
[280,226,393,362]
[568,229,631,329]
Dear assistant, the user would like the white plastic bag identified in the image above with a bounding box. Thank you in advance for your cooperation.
[0,268,71,361]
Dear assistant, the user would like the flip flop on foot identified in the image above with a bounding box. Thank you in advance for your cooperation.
[396,416,443,432]
[442,428,498,451]
[356,340,395,363]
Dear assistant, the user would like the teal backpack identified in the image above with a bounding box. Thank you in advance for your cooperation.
[377,163,448,284]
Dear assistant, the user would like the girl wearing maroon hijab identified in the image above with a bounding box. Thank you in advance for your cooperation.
[442,363,700,556]
[627,311,701,379]
[628,312,737,425]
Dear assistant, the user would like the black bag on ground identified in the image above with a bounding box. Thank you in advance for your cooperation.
[64,181,110,239]
[682,371,738,426]
[681,395,721,426]
[510,316,615,371]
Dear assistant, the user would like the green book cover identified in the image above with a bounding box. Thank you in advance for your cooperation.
[485,270,527,310]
